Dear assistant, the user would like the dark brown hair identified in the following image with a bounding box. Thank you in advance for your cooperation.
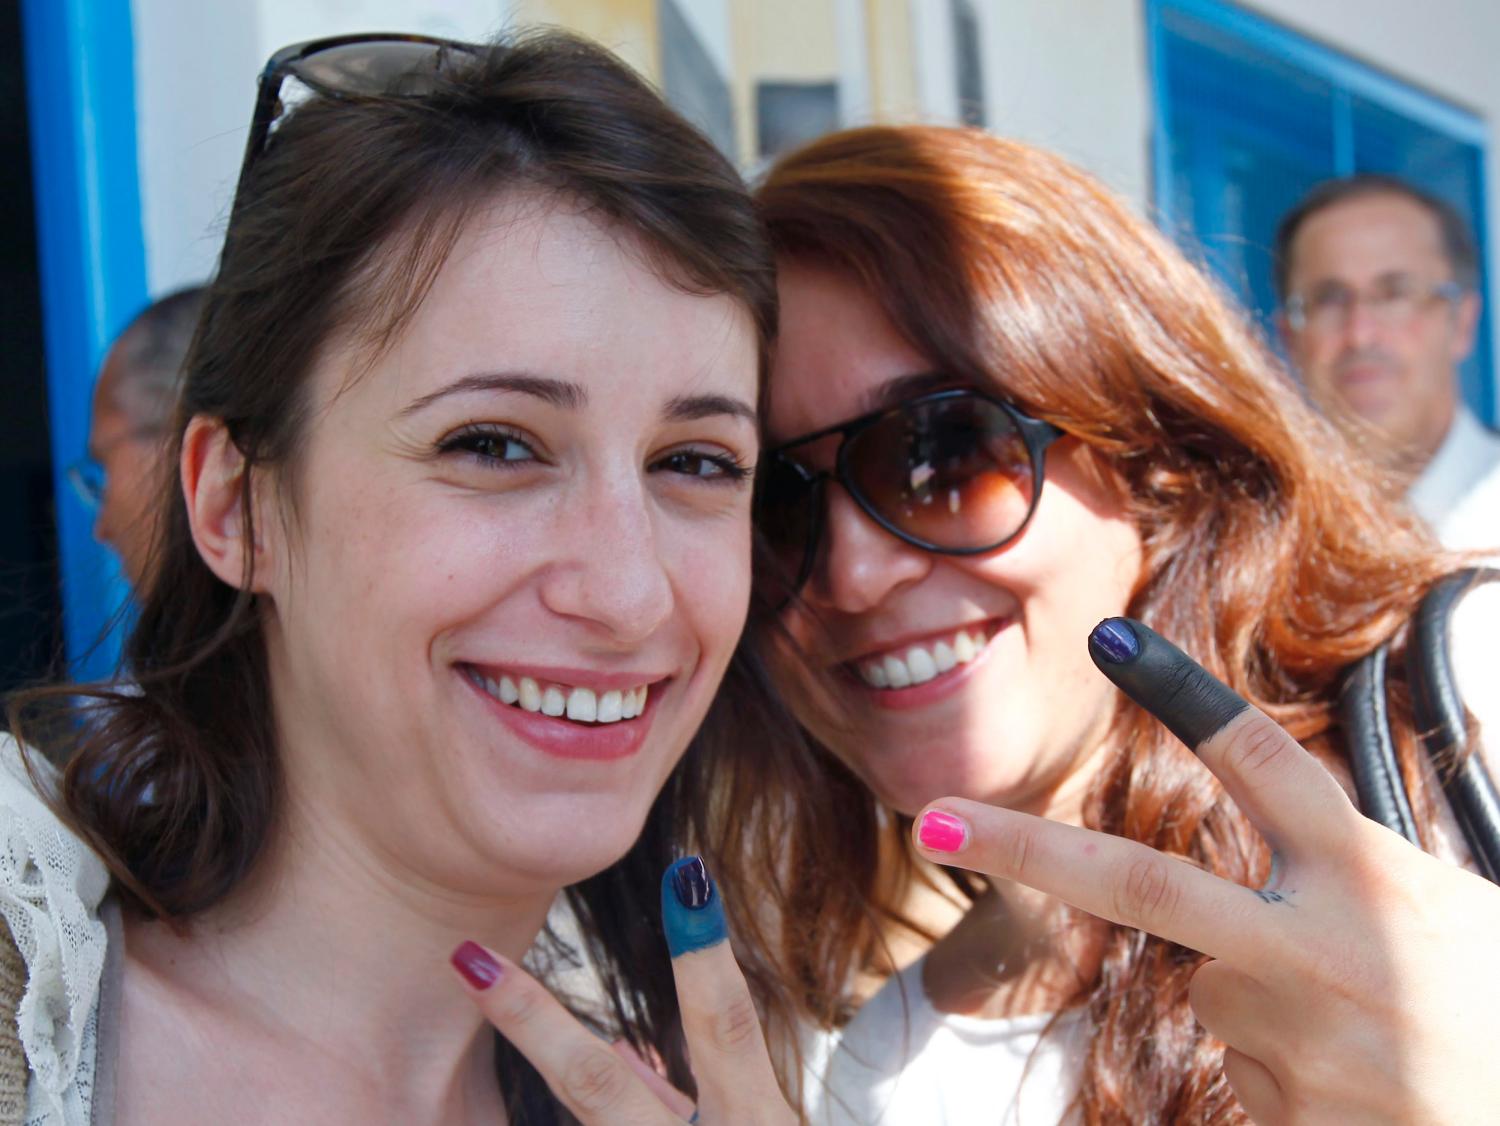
[9,31,812,1121]
[756,126,1459,1123]
[1274,172,1480,298]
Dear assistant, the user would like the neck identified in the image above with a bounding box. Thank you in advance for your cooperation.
[128,779,557,1117]
[921,737,1115,1019]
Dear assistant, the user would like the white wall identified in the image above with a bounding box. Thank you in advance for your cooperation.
[131,0,510,295]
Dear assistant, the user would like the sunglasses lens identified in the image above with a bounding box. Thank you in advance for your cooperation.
[754,456,820,593]
[290,40,468,98]
[844,396,1037,551]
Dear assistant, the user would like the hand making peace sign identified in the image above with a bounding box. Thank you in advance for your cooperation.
[914,617,1500,1125]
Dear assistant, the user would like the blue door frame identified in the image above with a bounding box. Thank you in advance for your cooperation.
[21,0,147,681]
[1146,0,1495,424]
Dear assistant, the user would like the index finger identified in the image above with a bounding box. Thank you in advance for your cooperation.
[661,858,788,1119]
[451,942,678,1124]
[1088,617,1359,855]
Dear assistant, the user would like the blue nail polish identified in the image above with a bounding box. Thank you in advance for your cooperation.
[1089,617,1141,664]
[661,856,727,958]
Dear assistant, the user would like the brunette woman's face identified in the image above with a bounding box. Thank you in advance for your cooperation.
[767,264,1143,822]
[253,197,758,893]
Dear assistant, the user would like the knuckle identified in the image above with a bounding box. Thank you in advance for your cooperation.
[998,823,1037,883]
[560,1047,634,1113]
[490,976,547,1029]
[1222,714,1291,781]
[1114,855,1181,926]
[709,990,764,1055]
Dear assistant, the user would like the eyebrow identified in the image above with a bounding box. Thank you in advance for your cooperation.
[663,393,757,427]
[859,370,959,415]
[399,371,755,426]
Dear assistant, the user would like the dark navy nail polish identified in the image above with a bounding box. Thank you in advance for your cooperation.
[671,856,713,909]
[662,856,727,958]
[1089,618,1141,664]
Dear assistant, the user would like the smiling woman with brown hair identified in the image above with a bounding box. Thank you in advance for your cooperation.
[0,31,816,1125]
[754,125,1500,1124]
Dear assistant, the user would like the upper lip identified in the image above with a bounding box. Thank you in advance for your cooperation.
[838,619,1003,666]
[461,661,674,691]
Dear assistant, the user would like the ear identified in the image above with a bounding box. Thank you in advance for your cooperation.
[1450,290,1482,364]
[181,414,270,592]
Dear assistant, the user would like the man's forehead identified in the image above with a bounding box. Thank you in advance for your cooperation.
[1290,193,1450,283]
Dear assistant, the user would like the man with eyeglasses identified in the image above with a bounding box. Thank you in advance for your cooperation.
[1275,175,1498,549]
[71,286,206,585]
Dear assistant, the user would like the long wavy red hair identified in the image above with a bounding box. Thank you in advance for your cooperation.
[755,125,1459,1122]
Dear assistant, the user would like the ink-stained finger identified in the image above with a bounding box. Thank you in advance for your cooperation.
[452,942,676,1124]
[913,798,1272,966]
[661,858,790,1119]
[1089,618,1360,853]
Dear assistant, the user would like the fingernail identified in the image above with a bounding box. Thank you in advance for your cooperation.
[1089,617,1141,664]
[661,856,727,958]
[917,809,968,853]
[451,940,502,990]
[671,855,713,909]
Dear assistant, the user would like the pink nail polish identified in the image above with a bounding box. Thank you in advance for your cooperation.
[917,810,968,853]
[451,941,502,990]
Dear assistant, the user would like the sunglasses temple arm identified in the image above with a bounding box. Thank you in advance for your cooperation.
[229,70,287,221]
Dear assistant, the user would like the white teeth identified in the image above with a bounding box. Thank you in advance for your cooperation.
[906,646,938,685]
[566,687,597,722]
[518,677,542,712]
[477,669,652,724]
[882,653,912,689]
[857,626,994,691]
[953,631,978,663]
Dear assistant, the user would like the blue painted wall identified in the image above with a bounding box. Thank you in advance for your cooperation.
[21,0,147,681]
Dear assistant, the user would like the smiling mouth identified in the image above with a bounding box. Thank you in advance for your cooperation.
[462,666,657,725]
[848,622,999,689]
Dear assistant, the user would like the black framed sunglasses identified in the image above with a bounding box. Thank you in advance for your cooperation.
[231,33,482,210]
[754,388,1065,598]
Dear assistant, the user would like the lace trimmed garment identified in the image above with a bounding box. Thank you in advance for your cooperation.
[0,736,113,1125]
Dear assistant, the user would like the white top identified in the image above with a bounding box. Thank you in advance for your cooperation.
[1407,405,1500,552]
[810,958,1083,1125]
[0,736,110,1125]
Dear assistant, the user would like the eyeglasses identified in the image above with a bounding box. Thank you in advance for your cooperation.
[1284,276,1464,334]
[755,388,1064,599]
[65,428,165,510]
[66,459,106,509]
[232,34,482,211]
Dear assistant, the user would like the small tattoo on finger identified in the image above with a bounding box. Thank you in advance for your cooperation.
[1254,888,1290,905]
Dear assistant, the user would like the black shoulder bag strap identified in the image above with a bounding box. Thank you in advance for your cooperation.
[1341,567,1500,884]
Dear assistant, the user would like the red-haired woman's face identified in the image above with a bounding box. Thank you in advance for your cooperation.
[766,263,1143,822]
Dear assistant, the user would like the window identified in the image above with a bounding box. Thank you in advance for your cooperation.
[1148,0,1493,422]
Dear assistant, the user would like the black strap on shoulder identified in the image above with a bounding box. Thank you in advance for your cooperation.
[1407,567,1500,882]
[1341,640,1421,844]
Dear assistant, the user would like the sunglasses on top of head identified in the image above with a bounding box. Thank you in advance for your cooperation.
[231,33,482,216]
[754,386,1065,601]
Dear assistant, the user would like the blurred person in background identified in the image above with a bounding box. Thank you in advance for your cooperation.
[72,286,206,585]
[1276,174,1500,549]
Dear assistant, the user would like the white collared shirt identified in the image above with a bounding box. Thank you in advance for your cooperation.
[1407,405,1500,552]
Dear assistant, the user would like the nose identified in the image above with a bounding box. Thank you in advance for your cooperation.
[1342,298,1383,350]
[538,474,674,644]
[805,485,931,615]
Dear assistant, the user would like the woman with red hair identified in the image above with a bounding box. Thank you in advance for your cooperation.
[753,126,1500,1123]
